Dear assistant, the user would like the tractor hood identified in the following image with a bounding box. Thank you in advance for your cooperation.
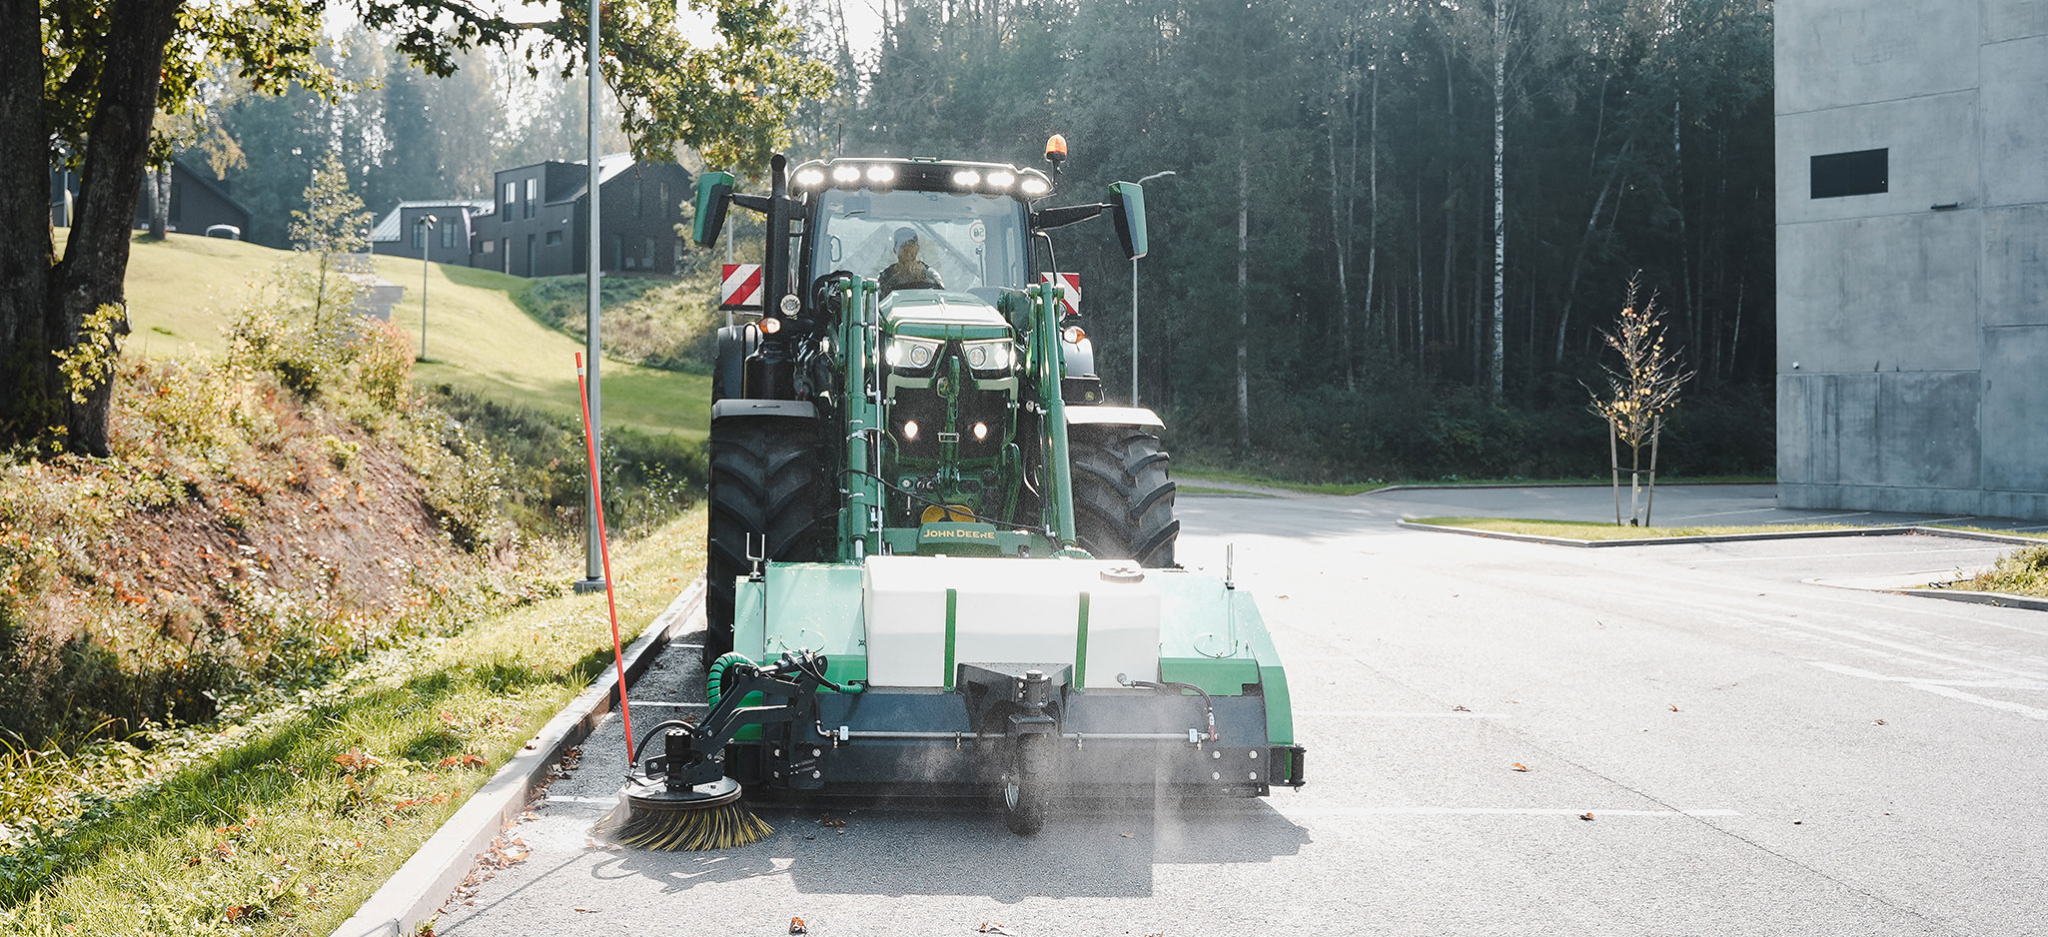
[881,289,1012,339]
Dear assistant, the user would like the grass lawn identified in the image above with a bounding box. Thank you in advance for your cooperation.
[97,232,709,441]
[1,509,706,937]
[1407,516,1857,541]
[1173,469,1389,496]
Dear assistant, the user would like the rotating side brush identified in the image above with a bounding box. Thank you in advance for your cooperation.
[575,353,771,851]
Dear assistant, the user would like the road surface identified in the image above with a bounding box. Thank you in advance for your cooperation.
[436,486,2047,936]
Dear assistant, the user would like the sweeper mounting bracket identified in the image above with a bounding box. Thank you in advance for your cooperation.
[637,650,835,792]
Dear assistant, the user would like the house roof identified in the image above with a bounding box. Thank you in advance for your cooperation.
[170,159,253,222]
[369,200,493,242]
[544,153,639,205]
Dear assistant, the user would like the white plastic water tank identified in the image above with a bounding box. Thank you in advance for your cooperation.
[861,556,1161,689]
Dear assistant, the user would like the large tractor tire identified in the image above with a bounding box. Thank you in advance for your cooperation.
[1069,426,1179,567]
[705,416,828,666]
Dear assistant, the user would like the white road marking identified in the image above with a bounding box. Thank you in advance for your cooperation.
[1807,661,2048,691]
[1272,806,1738,818]
[1294,710,1510,719]
[1901,683,2048,721]
[544,795,620,805]
[1809,662,2048,720]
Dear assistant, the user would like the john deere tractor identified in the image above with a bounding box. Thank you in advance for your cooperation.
[619,144,1302,837]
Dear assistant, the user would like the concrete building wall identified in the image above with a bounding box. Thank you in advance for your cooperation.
[1776,0,2048,520]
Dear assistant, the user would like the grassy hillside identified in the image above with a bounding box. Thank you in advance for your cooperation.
[100,233,710,440]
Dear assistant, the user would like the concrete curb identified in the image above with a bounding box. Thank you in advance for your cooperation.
[1897,588,2048,613]
[328,578,706,937]
[1396,520,2047,550]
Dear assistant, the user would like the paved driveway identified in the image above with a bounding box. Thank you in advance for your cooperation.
[435,487,2047,936]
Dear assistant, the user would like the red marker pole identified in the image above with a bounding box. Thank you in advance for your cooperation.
[575,352,635,760]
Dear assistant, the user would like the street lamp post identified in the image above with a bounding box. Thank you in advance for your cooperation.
[415,214,438,361]
[576,0,606,593]
[1131,170,1176,407]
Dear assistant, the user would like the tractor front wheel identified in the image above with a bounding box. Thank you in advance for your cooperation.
[706,416,827,667]
[1002,733,1052,835]
[1069,426,1179,567]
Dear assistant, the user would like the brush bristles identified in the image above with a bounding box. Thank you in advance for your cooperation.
[599,800,773,851]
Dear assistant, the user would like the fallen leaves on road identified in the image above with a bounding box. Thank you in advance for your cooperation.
[1511,763,1529,772]
[790,916,808,934]
[977,924,1014,935]
[1452,705,1471,712]
[819,815,848,828]
[574,907,596,914]
[1874,718,1887,725]
[1668,704,1679,712]
[1579,812,1595,821]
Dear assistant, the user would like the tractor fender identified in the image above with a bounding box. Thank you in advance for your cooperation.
[712,323,758,403]
[711,399,818,420]
[1065,406,1164,430]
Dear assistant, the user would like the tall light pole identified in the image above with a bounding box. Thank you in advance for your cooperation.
[577,0,606,593]
[415,214,437,361]
[1131,170,1176,407]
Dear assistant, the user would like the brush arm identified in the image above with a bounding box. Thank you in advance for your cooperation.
[644,651,829,789]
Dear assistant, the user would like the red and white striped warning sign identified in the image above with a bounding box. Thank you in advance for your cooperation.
[1040,272,1080,317]
[720,263,763,309]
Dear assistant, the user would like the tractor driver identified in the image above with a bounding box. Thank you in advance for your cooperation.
[878,226,944,295]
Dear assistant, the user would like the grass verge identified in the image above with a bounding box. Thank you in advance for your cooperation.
[1407,516,1857,541]
[91,232,710,441]
[1954,543,2048,598]
[0,509,704,936]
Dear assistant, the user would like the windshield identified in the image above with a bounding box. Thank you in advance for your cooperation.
[810,188,1028,293]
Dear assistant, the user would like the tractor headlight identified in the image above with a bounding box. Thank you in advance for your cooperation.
[1019,173,1050,196]
[832,165,862,184]
[953,169,982,188]
[794,167,826,187]
[963,339,1012,373]
[887,336,942,370]
[987,170,1015,189]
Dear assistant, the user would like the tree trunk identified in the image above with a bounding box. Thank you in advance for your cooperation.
[1555,140,1630,363]
[1328,96,1351,393]
[0,0,56,445]
[1362,62,1379,369]
[45,0,186,456]
[1235,153,1250,450]
[145,166,171,240]
[1489,0,1506,403]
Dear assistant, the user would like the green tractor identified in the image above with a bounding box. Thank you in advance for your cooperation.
[618,144,1303,839]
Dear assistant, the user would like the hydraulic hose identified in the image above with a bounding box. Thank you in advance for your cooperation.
[1118,674,1218,742]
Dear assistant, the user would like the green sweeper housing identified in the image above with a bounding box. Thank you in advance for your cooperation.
[612,145,1304,844]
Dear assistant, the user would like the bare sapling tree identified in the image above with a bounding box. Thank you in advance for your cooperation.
[1587,277,1693,526]
[288,152,373,328]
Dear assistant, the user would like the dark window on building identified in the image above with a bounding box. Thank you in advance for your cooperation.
[503,182,515,218]
[1811,149,1887,199]
[658,181,669,213]
[545,230,564,246]
[411,221,426,249]
[440,223,455,249]
[524,179,537,218]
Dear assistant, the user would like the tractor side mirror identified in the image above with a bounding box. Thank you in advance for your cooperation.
[1108,181,1148,260]
[693,171,735,248]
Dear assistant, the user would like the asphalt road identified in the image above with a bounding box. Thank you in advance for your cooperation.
[436,487,2047,936]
